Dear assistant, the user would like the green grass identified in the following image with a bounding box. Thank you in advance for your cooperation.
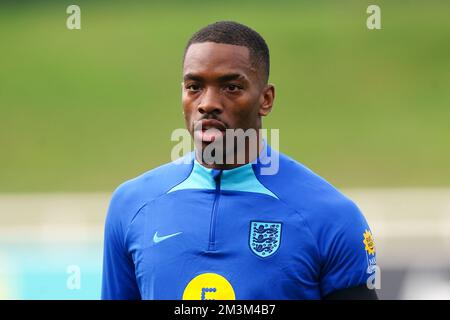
[0,0,449,192]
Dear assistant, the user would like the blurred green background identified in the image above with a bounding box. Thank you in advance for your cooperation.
[1,0,450,301]
[1,0,449,192]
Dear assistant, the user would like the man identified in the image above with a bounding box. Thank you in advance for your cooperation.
[102,21,378,300]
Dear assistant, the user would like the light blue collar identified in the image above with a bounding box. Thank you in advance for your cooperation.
[168,144,278,199]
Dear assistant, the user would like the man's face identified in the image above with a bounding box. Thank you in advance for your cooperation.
[182,42,274,149]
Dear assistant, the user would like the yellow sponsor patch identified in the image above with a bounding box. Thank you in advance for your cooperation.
[183,273,235,300]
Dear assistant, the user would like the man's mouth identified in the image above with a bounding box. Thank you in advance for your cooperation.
[194,119,227,143]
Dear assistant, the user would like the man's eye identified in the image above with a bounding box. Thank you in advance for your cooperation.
[225,84,242,92]
[186,84,201,92]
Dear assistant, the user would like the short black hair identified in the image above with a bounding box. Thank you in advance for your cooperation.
[183,21,270,83]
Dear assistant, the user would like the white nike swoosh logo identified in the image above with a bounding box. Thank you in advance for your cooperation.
[153,231,182,244]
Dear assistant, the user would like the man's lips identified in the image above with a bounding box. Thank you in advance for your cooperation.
[194,119,227,132]
[194,119,227,142]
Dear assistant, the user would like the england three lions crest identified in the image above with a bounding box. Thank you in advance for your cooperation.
[249,221,282,258]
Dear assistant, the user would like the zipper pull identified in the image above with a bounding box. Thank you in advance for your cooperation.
[211,169,222,184]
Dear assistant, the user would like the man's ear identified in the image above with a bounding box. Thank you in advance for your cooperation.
[258,84,275,117]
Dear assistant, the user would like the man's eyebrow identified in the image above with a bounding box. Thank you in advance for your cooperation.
[183,73,203,82]
[217,73,248,82]
[183,73,248,82]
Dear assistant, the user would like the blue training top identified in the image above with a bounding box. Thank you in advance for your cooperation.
[101,144,377,300]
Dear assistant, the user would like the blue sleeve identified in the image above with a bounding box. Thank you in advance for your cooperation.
[319,200,377,297]
[101,187,141,300]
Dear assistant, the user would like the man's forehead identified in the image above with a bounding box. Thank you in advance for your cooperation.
[183,42,257,78]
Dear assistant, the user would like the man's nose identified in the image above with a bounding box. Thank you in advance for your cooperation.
[197,87,223,115]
